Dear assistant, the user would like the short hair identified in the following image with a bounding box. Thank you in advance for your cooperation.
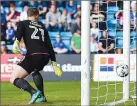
[27,8,39,17]
[10,3,15,8]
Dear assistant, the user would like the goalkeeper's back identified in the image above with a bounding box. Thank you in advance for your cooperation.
[16,8,56,61]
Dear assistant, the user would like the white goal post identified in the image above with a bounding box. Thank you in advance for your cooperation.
[123,0,130,101]
[81,1,90,106]
[106,1,132,105]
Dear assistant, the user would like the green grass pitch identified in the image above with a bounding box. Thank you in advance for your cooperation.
[1,81,136,106]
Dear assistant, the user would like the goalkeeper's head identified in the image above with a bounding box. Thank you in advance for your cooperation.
[27,8,39,21]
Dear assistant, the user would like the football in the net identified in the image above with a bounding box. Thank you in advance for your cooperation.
[116,64,129,77]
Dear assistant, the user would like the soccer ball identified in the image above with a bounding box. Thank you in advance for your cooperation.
[116,64,129,77]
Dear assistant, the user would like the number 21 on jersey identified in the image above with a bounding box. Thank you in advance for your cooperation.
[29,25,44,42]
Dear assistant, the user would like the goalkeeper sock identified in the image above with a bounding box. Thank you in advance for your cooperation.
[13,78,36,96]
[32,71,45,96]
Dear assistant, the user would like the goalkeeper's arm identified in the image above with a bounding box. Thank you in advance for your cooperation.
[44,28,56,62]
[12,21,25,54]
[44,28,63,77]
[12,38,20,54]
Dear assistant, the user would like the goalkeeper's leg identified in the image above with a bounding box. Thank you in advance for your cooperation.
[32,71,47,102]
[10,65,43,104]
[10,65,37,96]
[32,71,45,96]
[31,54,50,97]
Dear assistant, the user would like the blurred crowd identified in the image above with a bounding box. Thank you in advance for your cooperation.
[1,0,136,54]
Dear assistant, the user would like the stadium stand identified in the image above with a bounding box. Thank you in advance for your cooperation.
[1,1,136,54]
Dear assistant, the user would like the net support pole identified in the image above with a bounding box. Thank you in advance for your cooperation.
[81,1,90,106]
[123,1,130,100]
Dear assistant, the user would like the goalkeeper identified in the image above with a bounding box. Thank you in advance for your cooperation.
[10,8,63,105]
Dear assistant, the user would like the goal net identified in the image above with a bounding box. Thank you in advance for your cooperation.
[81,0,136,106]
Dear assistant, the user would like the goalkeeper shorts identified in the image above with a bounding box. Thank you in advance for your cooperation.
[17,54,50,74]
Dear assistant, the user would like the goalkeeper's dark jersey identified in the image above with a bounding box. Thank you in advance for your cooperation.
[16,20,56,61]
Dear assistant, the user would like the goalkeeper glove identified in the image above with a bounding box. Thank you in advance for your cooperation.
[12,39,20,54]
[52,61,63,77]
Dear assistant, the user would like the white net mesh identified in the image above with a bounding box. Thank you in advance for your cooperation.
[90,0,136,105]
